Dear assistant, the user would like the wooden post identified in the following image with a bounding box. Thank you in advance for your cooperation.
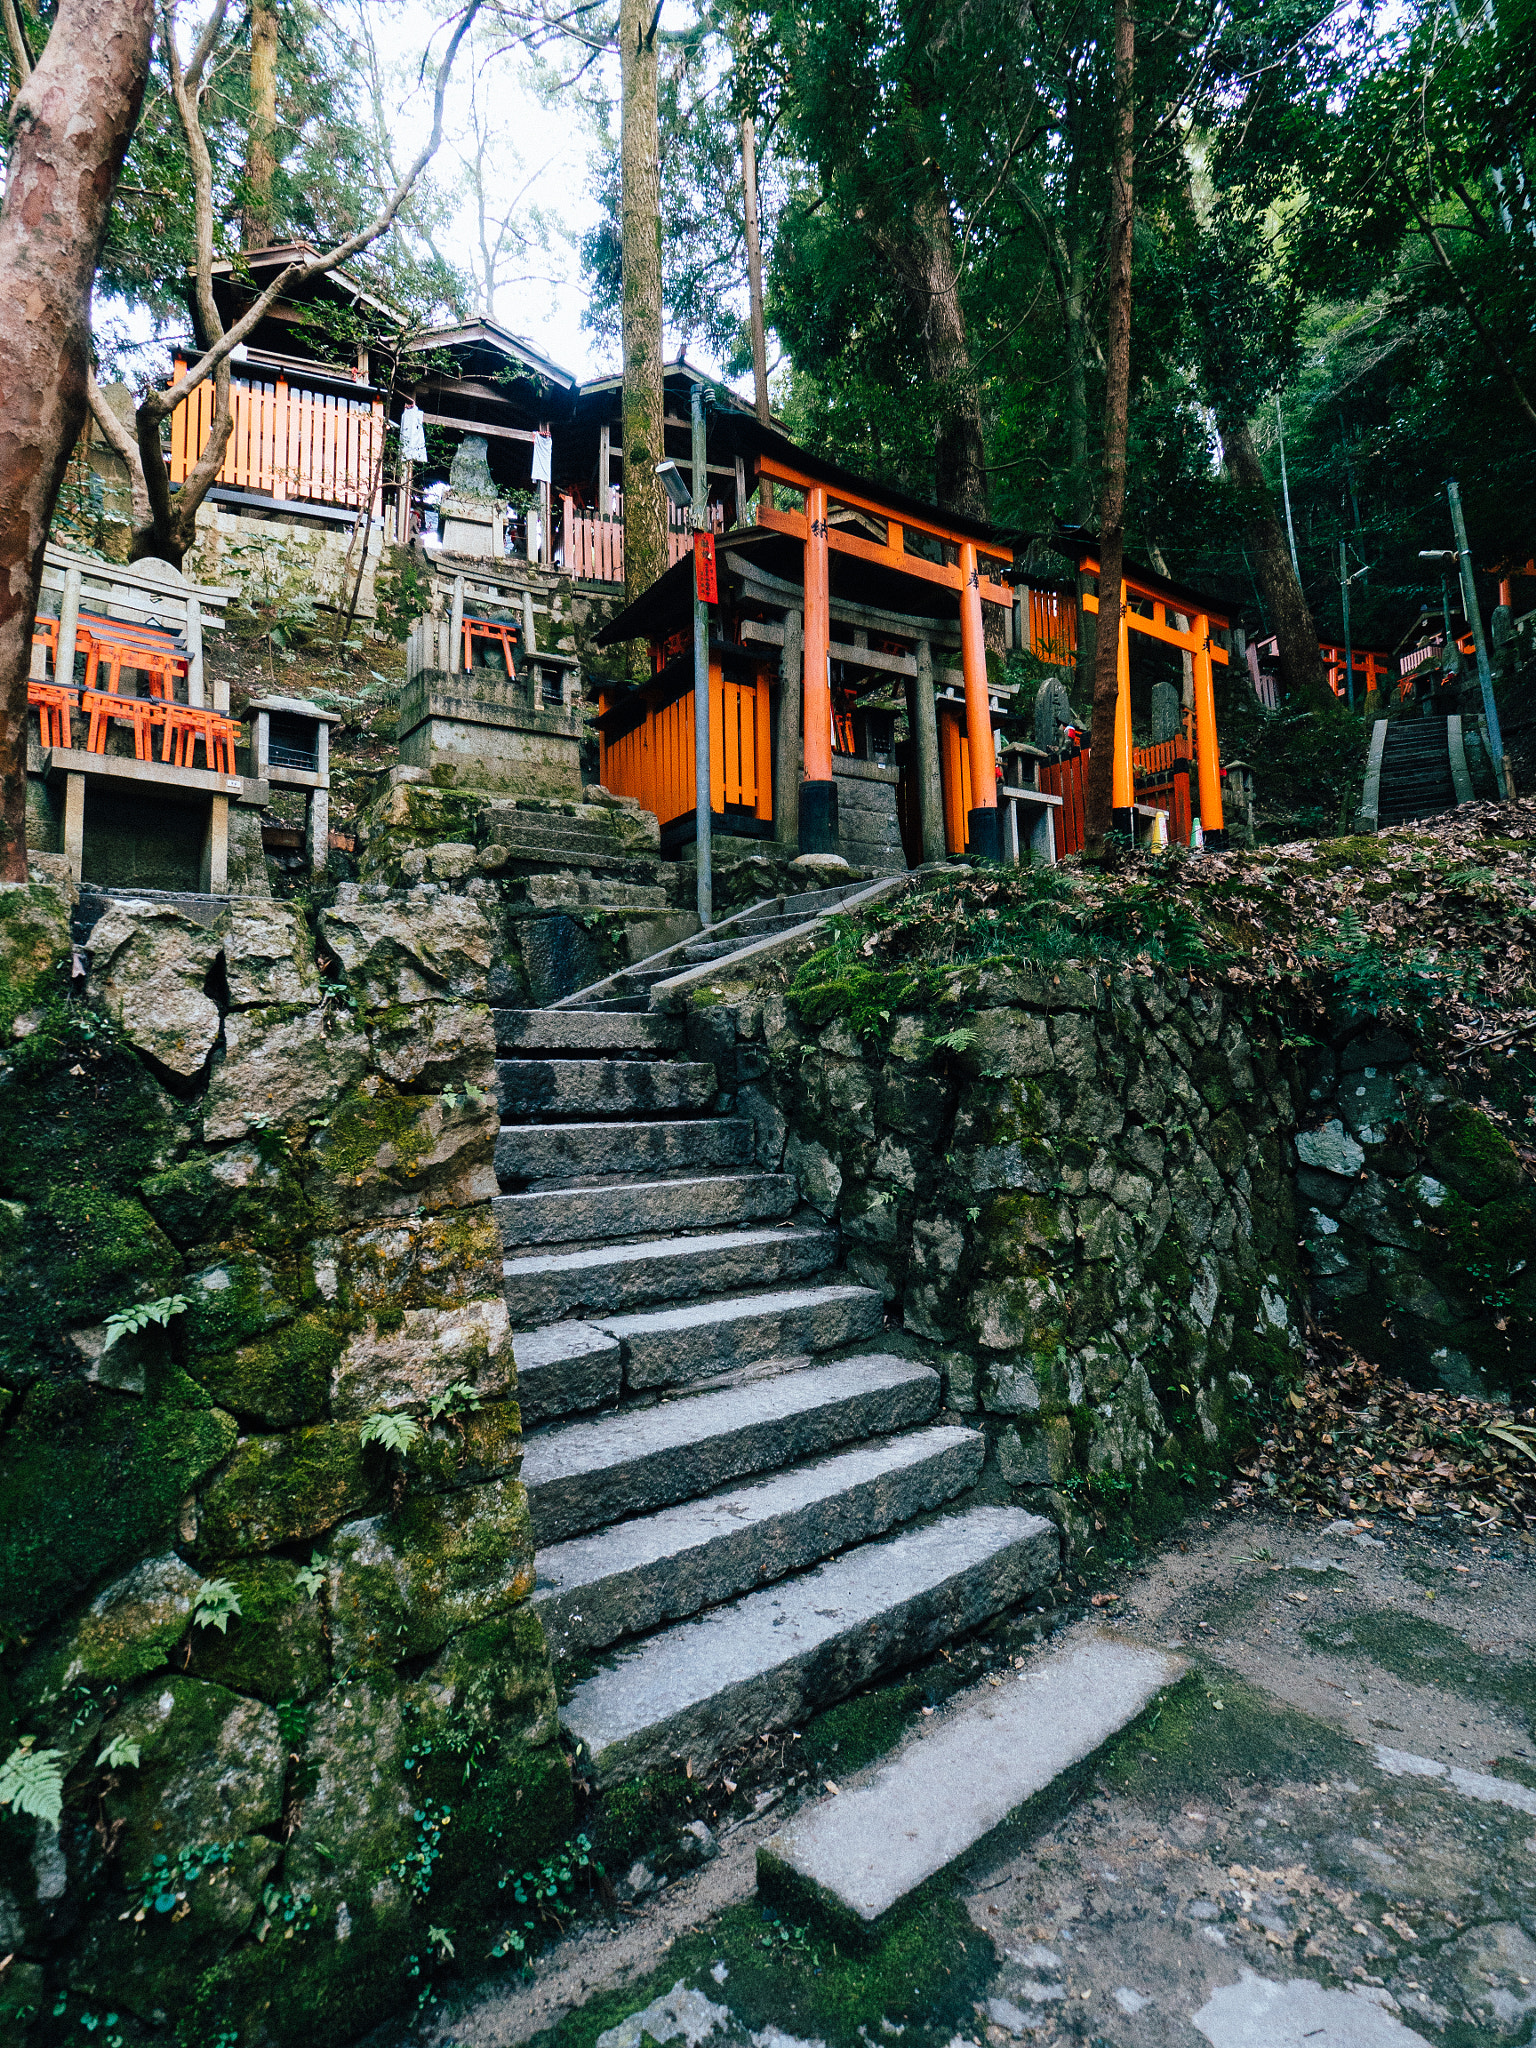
[1192,613,1225,835]
[57,563,82,692]
[800,484,836,852]
[958,540,999,859]
[775,607,803,850]
[911,638,945,864]
[540,421,553,568]
[449,575,465,676]
[186,594,208,709]
[1111,593,1133,818]
[734,454,749,526]
[201,796,229,893]
[599,423,611,518]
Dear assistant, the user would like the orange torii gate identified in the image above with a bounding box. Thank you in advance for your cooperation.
[1066,546,1231,840]
[753,451,1014,858]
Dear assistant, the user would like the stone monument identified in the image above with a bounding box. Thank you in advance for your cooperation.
[439,435,502,558]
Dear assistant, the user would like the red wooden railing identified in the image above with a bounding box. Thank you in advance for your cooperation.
[1038,728,1195,856]
[1027,588,1077,666]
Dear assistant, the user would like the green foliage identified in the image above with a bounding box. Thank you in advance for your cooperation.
[372,548,436,643]
[192,1577,243,1634]
[293,1553,326,1599]
[359,1410,424,1457]
[0,1738,65,1826]
[102,1292,190,1352]
[96,1731,143,1772]
[1308,905,1459,1021]
[129,1840,240,1920]
[427,1380,482,1423]
[489,1834,603,1958]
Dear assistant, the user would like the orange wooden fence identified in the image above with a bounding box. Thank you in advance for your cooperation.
[167,363,384,508]
[1027,588,1077,667]
[563,496,699,584]
[1038,728,1195,856]
[600,668,773,825]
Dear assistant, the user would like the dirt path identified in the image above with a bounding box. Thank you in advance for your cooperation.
[416,1503,1536,2048]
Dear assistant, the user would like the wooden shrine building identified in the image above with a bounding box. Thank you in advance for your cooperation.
[594,424,1026,865]
[593,424,1239,863]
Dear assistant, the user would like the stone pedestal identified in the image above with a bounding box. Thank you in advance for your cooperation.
[396,668,583,797]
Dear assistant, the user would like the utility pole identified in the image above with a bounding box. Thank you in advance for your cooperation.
[692,384,712,924]
[1276,394,1300,581]
[1339,538,1355,711]
[1447,478,1511,797]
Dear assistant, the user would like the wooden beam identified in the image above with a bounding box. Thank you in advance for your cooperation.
[1082,588,1229,661]
[419,410,539,446]
[757,451,1013,573]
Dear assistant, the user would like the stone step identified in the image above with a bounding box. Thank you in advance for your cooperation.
[758,1635,1183,1931]
[535,1422,985,1655]
[503,1223,839,1323]
[523,1354,941,1544]
[494,1172,796,1249]
[497,1058,718,1121]
[495,1117,753,1188]
[493,1010,685,1057]
[602,1280,884,1391]
[513,1321,622,1428]
[562,1505,1058,1783]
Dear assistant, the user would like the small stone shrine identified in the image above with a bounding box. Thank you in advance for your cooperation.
[438,434,503,558]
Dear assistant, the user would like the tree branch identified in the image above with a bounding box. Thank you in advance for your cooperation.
[1400,177,1536,433]
[1,0,33,87]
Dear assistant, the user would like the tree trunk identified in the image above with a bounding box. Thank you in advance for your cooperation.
[891,169,987,522]
[244,0,278,250]
[0,0,155,879]
[619,0,666,603]
[1083,0,1134,855]
[1219,411,1331,707]
[741,112,770,426]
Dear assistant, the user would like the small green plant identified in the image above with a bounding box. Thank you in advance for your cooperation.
[439,1082,492,1113]
[360,1411,424,1457]
[0,1738,65,1825]
[294,1552,326,1598]
[192,1578,243,1634]
[427,1924,456,1960]
[275,1700,309,1748]
[927,1025,977,1055]
[428,1380,482,1423]
[256,1879,321,1943]
[96,1732,142,1771]
[372,546,435,642]
[102,1293,189,1352]
[130,1840,240,1919]
[490,1834,603,1958]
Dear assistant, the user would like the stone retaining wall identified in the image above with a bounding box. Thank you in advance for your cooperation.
[0,883,565,2048]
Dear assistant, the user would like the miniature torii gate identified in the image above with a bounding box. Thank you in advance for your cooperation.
[1068,545,1230,840]
[753,451,1014,859]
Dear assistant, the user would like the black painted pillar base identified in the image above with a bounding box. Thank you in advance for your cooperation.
[799,779,839,855]
[1202,826,1228,851]
[1111,805,1134,840]
[966,806,1002,862]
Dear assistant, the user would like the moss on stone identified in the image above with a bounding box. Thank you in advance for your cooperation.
[185,1554,329,1700]
[192,1313,342,1428]
[1428,1099,1528,1205]
[194,1420,376,1558]
[0,1372,237,1640]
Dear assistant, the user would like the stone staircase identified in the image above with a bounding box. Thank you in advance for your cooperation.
[1376,718,1457,825]
[492,956,1060,1786]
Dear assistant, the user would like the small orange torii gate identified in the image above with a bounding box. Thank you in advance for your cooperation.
[752,450,1014,858]
[1065,544,1231,839]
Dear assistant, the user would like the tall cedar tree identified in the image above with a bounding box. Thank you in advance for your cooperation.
[1083,0,1133,851]
[619,0,667,599]
[0,0,154,880]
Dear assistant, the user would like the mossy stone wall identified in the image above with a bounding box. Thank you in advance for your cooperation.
[0,883,567,2048]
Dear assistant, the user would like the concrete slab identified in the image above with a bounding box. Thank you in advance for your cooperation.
[562,1505,1057,1782]
[757,1635,1182,1926]
[602,1282,884,1389]
[1193,1968,1421,2045]
[494,1174,797,1249]
[534,1422,985,1653]
[503,1225,839,1324]
[494,1118,753,1187]
[497,1058,718,1120]
[513,1320,622,1427]
[522,1353,940,1544]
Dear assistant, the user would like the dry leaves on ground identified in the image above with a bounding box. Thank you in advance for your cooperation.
[1230,1332,1536,1532]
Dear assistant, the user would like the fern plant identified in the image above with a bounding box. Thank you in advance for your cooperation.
[102,1294,189,1352]
[427,1381,482,1423]
[360,1412,423,1457]
[96,1732,142,1771]
[0,1738,65,1825]
[191,1579,242,1634]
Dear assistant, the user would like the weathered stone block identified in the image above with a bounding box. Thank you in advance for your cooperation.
[87,900,223,1077]
[331,1299,515,1418]
[223,902,321,1009]
[203,1002,370,1143]
[319,895,496,1008]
